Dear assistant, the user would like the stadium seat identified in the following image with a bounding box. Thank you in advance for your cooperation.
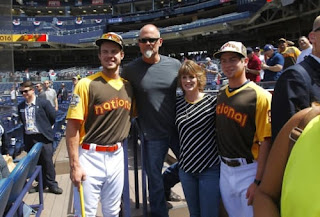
[5,155,32,216]
[5,142,44,217]
[26,142,43,179]
[0,178,14,217]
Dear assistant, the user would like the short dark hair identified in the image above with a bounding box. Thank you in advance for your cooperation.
[20,81,34,89]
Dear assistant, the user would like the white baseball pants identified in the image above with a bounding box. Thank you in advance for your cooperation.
[74,145,124,217]
[220,161,257,217]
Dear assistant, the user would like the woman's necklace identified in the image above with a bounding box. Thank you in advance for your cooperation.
[185,103,197,119]
[184,92,204,119]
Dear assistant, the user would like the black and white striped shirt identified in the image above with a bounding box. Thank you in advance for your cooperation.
[176,93,220,173]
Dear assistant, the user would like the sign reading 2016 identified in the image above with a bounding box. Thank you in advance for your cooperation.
[0,35,12,42]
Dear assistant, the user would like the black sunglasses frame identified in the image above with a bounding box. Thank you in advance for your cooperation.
[138,38,159,43]
[20,89,31,94]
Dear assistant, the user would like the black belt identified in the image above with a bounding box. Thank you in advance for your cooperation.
[221,157,253,167]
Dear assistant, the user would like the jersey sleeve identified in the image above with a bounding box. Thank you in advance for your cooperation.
[66,78,90,121]
[255,89,272,142]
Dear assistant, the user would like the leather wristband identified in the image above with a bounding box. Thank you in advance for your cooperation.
[254,179,261,186]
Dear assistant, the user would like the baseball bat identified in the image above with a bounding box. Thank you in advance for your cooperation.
[79,182,86,217]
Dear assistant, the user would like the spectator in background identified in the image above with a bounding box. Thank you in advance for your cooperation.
[48,69,56,81]
[246,47,261,82]
[57,83,68,103]
[0,119,10,176]
[0,121,8,155]
[278,38,301,69]
[261,44,284,82]
[18,81,62,194]
[15,82,19,91]
[10,86,18,103]
[71,76,79,92]
[271,15,320,141]
[43,80,58,111]
[205,57,220,89]
[35,83,46,99]
[297,36,313,63]
[253,47,265,80]
[176,60,220,217]
[0,154,10,179]
[24,68,30,81]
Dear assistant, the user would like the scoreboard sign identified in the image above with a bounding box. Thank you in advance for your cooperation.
[0,34,48,42]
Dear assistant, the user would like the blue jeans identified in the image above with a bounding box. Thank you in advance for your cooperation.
[144,135,179,217]
[179,165,220,217]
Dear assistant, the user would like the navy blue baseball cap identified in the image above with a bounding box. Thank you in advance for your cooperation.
[263,44,274,51]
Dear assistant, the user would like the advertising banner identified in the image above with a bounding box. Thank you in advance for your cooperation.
[0,34,48,42]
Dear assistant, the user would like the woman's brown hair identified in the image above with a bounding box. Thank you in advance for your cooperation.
[178,60,207,92]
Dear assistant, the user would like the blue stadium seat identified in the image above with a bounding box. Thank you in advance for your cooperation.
[26,142,43,179]
[5,142,44,217]
[5,155,32,216]
[0,178,13,217]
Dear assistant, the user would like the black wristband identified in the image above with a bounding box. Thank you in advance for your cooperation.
[254,179,261,186]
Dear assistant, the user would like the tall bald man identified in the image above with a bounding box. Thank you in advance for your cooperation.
[122,24,181,217]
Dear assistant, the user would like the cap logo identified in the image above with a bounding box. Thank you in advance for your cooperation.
[213,41,246,58]
[104,35,114,40]
[102,33,122,44]
[221,42,240,52]
[96,32,123,48]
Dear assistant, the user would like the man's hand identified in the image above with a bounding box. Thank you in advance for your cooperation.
[70,165,86,188]
[246,182,258,205]
[261,63,268,70]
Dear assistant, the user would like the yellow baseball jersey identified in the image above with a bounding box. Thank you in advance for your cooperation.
[216,82,271,159]
[66,71,133,145]
[281,115,320,217]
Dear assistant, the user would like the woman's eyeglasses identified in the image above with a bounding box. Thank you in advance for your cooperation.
[138,38,159,44]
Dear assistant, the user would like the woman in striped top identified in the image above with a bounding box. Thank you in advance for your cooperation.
[176,60,220,217]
